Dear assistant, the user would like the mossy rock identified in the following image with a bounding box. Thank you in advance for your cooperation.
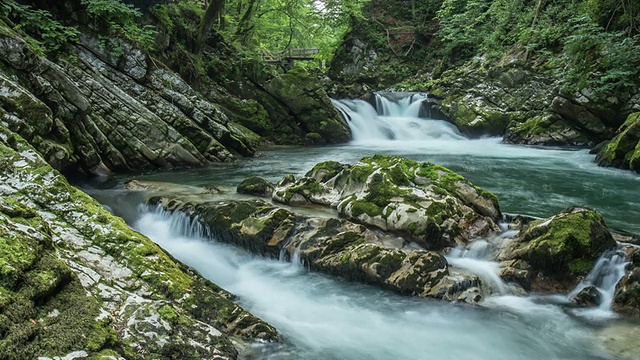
[504,115,590,146]
[237,176,275,197]
[596,112,640,173]
[263,67,351,144]
[0,197,114,359]
[512,207,616,279]
[0,125,279,358]
[614,267,640,314]
[273,154,501,249]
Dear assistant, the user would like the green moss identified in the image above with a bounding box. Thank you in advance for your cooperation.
[523,208,615,277]
[349,163,375,183]
[237,176,274,196]
[348,199,380,218]
[407,222,423,237]
[365,173,409,207]
[325,232,365,254]
[158,304,186,326]
[305,160,347,182]
[86,318,118,352]
[568,258,595,275]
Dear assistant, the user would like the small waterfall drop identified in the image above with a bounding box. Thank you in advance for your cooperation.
[447,239,509,296]
[332,93,466,142]
[568,249,628,315]
[140,204,210,238]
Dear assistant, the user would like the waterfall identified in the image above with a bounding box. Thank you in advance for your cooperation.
[332,93,466,142]
[568,249,628,312]
[140,204,210,239]
[447,239,509,296]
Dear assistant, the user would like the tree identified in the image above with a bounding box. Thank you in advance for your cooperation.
[197,0,226,50]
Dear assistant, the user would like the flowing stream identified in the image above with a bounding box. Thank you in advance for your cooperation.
[93,93,640,359]
[131,206,610,359]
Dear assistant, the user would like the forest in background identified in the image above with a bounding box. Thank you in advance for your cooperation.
[2,0,638,98]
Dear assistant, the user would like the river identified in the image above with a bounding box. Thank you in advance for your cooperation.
[90,93,639,359]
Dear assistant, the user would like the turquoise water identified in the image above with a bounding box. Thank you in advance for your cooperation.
[113,138,640,234]
[89,94,640,359]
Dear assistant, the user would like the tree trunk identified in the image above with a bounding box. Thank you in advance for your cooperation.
[525,0,544,62]
[235,0,260,45]
[196,0,226,51]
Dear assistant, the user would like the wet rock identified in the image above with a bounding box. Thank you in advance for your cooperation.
[427,59,622,148]
[457,287,483,304]
[237,176,275,197]
[272,155,501,250]
[504,114,590,146]
[263,67,351,144]
[499,207,616,291]
[596,112,640,173]
[0,126,278,358]
[499,259,531,290]
[147,192,481,303]
[571,285,602,307]
[613,246,640,315]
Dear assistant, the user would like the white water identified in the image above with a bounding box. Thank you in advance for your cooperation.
[447,239,511,296]
[567,250,629,320]
[93,92,640,358]
[331,93,466,141]
[131,206,612,359]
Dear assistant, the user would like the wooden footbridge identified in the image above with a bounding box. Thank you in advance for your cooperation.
[261,48,320,68]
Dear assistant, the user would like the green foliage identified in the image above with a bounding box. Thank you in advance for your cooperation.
[81,0,157,52]
[563,17,640,97]
[0,0,79,54]
[431,0,640,97]
[436,0,491,61]
[219,0,366,66]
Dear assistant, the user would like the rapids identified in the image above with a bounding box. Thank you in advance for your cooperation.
[91,92,640,359]
[131,207,611,360]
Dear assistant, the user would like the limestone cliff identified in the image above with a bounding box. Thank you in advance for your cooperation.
[0,1,350,177]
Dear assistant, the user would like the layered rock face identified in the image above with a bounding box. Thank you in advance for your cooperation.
[429,62,625,147]
[0,125,278,358]
[0,3,351,177]
[0,21,262,176]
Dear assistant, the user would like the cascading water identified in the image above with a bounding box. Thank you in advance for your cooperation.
[332,93,466,141]
[447,239,509,296]
[129,205,611,359]
[567,249,628,318]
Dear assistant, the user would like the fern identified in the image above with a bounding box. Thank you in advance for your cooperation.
[563,16,640,98]
[80,0,157,53]
[1,0,79,54]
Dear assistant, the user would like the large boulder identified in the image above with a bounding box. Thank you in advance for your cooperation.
[272,155,501,250]
[499,207,616,291]
[597,112,640,173]
[237,176,275,197]
[613,245,640,315]
[0,126,278,358]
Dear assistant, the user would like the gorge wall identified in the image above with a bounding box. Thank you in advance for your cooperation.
[328,0,640,172]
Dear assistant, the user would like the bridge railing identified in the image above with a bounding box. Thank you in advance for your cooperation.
[260,48,319,63]
[282,47,319,59]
